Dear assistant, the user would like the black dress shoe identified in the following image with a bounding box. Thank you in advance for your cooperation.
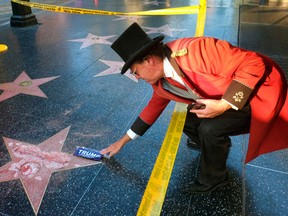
[186,138,201,150]
[184,176,229,194]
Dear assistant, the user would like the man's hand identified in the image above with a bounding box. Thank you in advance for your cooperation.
[100,134,131,157]
[189,99,232,118]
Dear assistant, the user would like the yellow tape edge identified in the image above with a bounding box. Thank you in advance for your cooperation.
[11,0,199,16]
[129,6,199,16]
[136,102,187,216]
[195,0,207,37]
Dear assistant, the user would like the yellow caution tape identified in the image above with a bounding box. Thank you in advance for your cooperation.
[129,6,199,16]
[11,0,200,16]
[137,102,187,216]
[195,0,207,37]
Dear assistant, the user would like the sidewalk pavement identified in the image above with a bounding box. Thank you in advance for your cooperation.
[0,0,287,215]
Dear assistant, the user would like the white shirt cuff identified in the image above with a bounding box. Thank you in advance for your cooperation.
[127,129,140,140]
[222,98,239,110]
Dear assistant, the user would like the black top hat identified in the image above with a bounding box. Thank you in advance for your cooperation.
[111,23,164,74]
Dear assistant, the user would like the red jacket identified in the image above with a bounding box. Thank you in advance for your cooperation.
[138,37,288,163]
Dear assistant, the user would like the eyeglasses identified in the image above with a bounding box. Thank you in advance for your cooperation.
[130,67,138,76]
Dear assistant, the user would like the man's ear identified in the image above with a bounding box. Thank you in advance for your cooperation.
[144,55,156,66]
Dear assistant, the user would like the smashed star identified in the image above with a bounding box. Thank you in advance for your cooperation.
[0,127,101,215]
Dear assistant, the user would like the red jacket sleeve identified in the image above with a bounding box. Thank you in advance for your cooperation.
[169,37,267,109]
[129,89,170,136]
[139,89,170,125]
[204,38,266,108]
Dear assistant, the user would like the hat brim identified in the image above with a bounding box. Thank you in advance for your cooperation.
[121,35,164,74]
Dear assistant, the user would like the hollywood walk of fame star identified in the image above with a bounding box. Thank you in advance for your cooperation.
[143,24,187,37]
[113,15,146,23]
[94,59,138,83]
[0,71,60,103]
[69,33,117,49]
[0,127,101,215]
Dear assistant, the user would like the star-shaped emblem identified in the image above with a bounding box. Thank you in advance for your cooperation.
[94,59,138,83]
[0,71,59,102]
[113,15,146,23]
[143,24,187,37]
[68,33,117,49]
[0,127,100,215]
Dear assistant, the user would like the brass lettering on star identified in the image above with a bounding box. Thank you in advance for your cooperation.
[19,81,33,86]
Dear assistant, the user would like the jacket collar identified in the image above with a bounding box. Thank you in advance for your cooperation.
[164,46,185,78]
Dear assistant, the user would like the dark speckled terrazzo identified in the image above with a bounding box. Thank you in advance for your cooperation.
[0,0,288,215]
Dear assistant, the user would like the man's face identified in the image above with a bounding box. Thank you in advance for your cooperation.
[130,56,164,85]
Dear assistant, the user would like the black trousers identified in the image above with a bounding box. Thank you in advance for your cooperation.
[183,104,251,185]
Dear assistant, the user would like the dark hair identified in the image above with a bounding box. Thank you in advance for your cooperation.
[135,43,166,64]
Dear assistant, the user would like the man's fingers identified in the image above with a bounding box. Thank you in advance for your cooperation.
[100,148,111,155]
[100,146,118,157]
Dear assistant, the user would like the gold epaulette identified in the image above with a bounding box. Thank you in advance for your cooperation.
[171,48,188,58]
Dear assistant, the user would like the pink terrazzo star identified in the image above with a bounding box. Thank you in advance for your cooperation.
[0,127,101,215]
[0,71,59,102]
[143,24,187,37]
[69,33,117,49]
[113,15,146,22]
[94,59,138,83]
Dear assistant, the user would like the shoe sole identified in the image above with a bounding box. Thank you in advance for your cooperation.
[185,179,229,195]
[186,142,201,150]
